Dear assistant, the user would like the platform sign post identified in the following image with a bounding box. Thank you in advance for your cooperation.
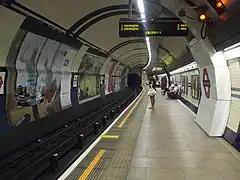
[202,68,210,99]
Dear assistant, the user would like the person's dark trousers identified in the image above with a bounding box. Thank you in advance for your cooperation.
[163,88,169,95]
[167,92,178,99]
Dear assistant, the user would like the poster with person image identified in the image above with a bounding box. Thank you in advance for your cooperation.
[114,64,124,77]
[108,61,118,93]
[113,64,125,91]
[104,60,114,95]
[12,33,47,126]
[78,75,99,103]
[78,53,105,74]
[15,33,47,102]
[6,29,80,128]
[36,39,62,118]
[77,53,105,103]
[36,42,78,116]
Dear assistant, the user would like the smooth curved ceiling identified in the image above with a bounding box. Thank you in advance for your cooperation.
[15,0,217,69]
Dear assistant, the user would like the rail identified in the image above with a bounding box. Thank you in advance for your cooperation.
[0,87,142,180]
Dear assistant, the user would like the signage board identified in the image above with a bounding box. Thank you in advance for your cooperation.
[119,18,189,37]
[203,68,210,98]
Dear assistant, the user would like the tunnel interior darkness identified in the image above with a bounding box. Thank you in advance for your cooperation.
[127,73,141,88]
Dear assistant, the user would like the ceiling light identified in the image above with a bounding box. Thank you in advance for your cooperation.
[140,13,146,19]
[199,14,207,21]
[216,1,223,8]
[137,0,151,69]
[137,0,145,14]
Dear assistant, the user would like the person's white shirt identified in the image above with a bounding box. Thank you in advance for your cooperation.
[169,84,175,90]
[173,86,178,93]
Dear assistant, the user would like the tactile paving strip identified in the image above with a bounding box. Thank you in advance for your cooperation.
[66,168,86,180]
[65,149,115,180]
[110,154,132,169]
[65,167,104,180]
[98,95,149,180]
[98,168,129,180]
[95,141,118,149]
[66,94,148,180]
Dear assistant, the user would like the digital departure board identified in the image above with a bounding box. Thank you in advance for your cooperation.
[119,18,189,37]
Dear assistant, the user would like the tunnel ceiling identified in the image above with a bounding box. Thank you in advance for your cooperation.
[16,0,219,69]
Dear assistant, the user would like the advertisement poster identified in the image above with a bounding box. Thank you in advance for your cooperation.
[77,53,105,103]
[0,72,5,95]
[121,67,129,88]
[108,61,118,93]
[113,64,124,92]
[78,53,105,74]
[104,60,113,95]
[60,49,78,109]
[15,33,47,103]
[114,77,121,92]
[60,74,72,109]
[114,64,124,76]
[12,33,47,126]
[6,31,80,127]
[36,39,62,118]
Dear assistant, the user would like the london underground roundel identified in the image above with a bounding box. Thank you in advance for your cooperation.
[202,68,210,99]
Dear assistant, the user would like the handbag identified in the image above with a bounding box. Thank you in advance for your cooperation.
[148,85,156,96]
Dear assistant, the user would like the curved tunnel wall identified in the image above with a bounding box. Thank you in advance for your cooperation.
[0,8,137,133]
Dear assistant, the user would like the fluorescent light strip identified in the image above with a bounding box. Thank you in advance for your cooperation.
[137,0,151,69]
[144,37,152,69]
[141,13,146,19]
[137,0,145,14]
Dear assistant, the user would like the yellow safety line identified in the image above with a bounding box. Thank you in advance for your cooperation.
[78,149,105,180]
[101,135,119,139]
[118,91,144,128]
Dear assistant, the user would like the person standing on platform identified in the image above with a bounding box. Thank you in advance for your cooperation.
[161,76,168,95]
[148,76,157,109]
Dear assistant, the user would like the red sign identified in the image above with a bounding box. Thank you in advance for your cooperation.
[203,68,210,99]
[0,76,3,89]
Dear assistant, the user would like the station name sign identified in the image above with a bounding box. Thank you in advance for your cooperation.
[119,18,189,37]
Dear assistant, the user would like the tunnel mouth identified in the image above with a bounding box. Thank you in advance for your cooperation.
[127,73,142,88]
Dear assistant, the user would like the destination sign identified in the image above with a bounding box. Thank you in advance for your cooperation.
[119,18,189,37]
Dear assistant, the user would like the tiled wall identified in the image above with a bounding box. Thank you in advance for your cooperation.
[227,58,240,133]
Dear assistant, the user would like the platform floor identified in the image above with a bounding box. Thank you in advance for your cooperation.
[63,88,240,180]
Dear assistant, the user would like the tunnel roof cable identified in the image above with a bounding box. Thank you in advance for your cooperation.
[200,21,208,39]
[128,0,133,19]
